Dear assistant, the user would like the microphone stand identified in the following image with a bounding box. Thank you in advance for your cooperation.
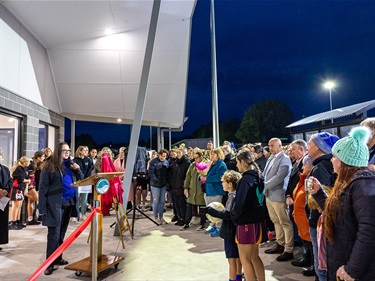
[129,176,159,231]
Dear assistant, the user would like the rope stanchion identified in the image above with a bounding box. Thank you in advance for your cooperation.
[28,209,99,281]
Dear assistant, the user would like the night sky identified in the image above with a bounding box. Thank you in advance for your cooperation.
[67,0,375,145]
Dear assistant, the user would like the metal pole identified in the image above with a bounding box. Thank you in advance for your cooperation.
[122,0,161,206]
[70,120,75,152]
[91,201,99,281]
[210,0,220,148]
[329,88,333,111]
[157,127,161,151]
[169,129,172,151]
[150,126,152,149]
[329,88,333,125]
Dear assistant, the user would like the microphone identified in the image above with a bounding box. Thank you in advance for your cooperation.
[68,157,75,167]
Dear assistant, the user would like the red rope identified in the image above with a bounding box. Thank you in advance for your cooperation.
[28,208,100,281]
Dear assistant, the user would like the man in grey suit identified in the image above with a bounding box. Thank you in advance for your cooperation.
[263,138,293,261]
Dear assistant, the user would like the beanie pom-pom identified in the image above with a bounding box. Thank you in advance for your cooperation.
[350,126,371,144]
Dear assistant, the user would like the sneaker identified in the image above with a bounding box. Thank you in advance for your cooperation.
[205,226,216,235]
[159,218,168,225]
[26,219,41,225]
[210,228,220,237]
[276,252,294,262]
[174,219,184,226]
[54,258,69,265]
[16,221,26,228]
[268,231,276,241]
[180,224,189,231]
[80,213,87,221]
[171,215,179,222]
[196,225,205,231]
[190,217,200,225]
[44,265,54,275]
[9,223,22,230]
[70,217,79,223]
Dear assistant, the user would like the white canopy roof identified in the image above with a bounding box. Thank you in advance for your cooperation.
[286,100,375,128]
[3,0,196,128]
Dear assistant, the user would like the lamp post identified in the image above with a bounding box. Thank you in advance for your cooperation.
[324,81,335,132]
[324,81,335,111]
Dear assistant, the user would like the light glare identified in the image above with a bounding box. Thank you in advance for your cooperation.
[324,81,335,90]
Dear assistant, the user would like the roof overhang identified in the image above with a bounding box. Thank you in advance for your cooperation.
[3,0,196,128]
[286,100,375,128]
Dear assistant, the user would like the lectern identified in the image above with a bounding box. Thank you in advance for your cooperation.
[65,172,125,280]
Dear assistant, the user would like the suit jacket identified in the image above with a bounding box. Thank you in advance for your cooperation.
[286,158,303,198]
[264,151,292,202]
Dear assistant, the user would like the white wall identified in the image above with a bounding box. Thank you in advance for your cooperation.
[0,4,60,113]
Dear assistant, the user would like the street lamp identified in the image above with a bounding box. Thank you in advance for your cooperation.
[324,81,335,111]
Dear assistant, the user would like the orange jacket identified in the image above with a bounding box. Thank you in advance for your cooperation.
[292,173,311,242]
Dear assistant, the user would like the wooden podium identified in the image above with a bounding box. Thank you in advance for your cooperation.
[64,172,126,279]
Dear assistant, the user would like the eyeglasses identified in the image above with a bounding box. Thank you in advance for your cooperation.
[62,149,71,153]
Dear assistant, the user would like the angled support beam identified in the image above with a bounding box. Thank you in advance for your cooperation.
[122,0,161,205]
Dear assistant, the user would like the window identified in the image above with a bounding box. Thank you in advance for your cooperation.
[0,113,20,168]
[305,130,318,142]
[340,125,355,138]
[38,123,48,151]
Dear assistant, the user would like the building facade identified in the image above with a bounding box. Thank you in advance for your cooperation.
[0,4,64,168]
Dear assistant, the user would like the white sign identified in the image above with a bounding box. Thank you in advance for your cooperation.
[78,185,92,193]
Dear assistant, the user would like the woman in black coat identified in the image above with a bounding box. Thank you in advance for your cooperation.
[39,142,83,276]
[0,151,13,249]
[169,148,191,226]
[310,127,375,281]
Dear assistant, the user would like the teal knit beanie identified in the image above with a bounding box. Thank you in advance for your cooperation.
[332,127,371,167]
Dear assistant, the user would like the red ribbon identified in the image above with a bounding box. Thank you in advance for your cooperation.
[28,209,99,281]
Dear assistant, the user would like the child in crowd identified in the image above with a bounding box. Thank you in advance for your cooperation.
[207,170,243,281]
[9,156,31,230]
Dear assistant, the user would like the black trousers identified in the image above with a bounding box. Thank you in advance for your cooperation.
[0,203,9,245]
[185,203,206,226]
[46,205,74,261]
[172,193,187,220]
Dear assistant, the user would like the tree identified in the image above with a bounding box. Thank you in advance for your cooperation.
[235,99,294,143]
[191,118,241,143]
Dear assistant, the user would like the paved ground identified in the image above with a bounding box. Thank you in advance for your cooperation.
[0,208,314,281]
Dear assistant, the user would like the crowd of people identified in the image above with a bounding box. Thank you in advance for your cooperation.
[1,117,375,280]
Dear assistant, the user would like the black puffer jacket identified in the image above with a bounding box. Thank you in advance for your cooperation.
[148,157,169,188]
[308,154,336,228]
[224,154,238,171]
[169,155,190,196]
[314,169,375,281]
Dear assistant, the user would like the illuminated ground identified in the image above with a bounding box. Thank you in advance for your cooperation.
[0,208,313,281]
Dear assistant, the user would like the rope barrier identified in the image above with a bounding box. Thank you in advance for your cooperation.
[28,208,99,281]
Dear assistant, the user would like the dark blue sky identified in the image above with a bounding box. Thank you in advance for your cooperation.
[67,0,375,144]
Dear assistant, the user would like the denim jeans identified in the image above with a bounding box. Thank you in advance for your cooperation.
[150,186,166,219]
[310,227,327,281]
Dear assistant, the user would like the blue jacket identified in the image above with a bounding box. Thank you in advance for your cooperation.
[205,160,227,196]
